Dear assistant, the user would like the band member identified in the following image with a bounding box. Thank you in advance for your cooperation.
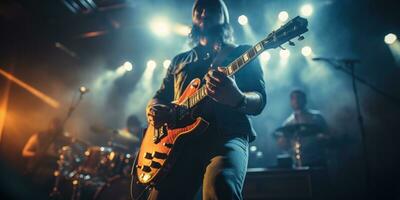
[144,0,266,199]
[113,115,142,152]
[276,89,330,167]
[126,114,143,141]
[22,117,71,191]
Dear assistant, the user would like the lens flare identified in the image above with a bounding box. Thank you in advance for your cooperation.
[278,11,289,22]
[163,59,171,69]
[300,4,313,17]
[150,17,171,37]
[301,46,313,57]
[238,15,248,26]
[384,33,397,45]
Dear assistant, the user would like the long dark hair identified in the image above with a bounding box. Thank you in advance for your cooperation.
[189,0,234,47]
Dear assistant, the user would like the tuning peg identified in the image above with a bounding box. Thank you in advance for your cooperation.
[298,35,305,41]
[288,41,295,46]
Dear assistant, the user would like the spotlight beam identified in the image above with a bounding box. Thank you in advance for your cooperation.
[0,67,60,108]
[0,75,11,142]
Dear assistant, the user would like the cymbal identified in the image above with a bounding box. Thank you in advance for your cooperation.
[115,129,140,143]
[90,125,140,143]
[275,123,323,138]
[90,124,115,135]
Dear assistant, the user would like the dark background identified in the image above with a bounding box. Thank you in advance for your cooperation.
[1,0,400,199]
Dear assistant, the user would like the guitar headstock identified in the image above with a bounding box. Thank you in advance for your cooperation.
[262,16,308,50]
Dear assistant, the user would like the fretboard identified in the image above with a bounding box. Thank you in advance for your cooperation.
[181,42,266,109]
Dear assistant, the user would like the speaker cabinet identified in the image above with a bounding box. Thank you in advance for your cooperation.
[243,168,330,200]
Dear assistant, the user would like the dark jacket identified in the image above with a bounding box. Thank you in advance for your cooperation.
[150,45,266,142]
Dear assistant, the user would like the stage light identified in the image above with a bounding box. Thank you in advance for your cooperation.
[301,46,312,57]
[280,49,290,59]
[123,61,133,71]
[300,4,313,17]
[163,59,171,69]
[384,33,397,45]
[238,15,248,26]
[150,17,171,37]
[260,51,271,62]
[278,11,289,22]
[256,151,263,158]
[250,146,257,152]
[147,60,157,70]
[79,86,87,93]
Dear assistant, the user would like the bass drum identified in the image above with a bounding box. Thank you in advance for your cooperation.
[93,176,132,200]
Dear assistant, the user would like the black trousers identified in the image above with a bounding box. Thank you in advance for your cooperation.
[147,130,249,200]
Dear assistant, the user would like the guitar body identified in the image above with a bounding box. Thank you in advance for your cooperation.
[132,78,209,188]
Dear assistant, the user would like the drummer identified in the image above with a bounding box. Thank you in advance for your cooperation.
[275,89,330,167]
[112,115,142,153]
[22,117,72,192]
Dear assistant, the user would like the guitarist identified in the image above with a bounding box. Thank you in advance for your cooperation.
[145,0,266,199]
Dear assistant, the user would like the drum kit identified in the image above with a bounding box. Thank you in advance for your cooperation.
[274,123,323,168]
[49,130,138,200]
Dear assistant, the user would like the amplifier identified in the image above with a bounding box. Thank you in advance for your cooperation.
[243,167,330,200]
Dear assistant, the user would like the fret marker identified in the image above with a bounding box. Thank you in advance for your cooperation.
[243,53,249,62]
[228,67,233,74]
[255,44,262,52]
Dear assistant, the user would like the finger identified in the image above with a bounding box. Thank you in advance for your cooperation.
[152,104,170,111]
[148,108,156,116]
[204,73,211,82]
[209,77,220,88]
[211,71,227,85]
[206,83,216,95]
[211,69,226,80]
[147,117,154,126]
[209,74,222,85]
[206,77,219,88]
[208,70,221,82]
[217,67,226,74]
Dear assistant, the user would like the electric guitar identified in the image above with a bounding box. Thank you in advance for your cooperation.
[131,16,309,192]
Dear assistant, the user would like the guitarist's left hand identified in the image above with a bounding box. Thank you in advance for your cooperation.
[205,67,244,107]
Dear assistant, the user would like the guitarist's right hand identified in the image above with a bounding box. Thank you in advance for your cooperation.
[147,103,177,128]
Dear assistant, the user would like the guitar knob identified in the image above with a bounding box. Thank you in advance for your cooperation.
[152,151,168,159]
[150,161,162,169]
[144,152,153,159]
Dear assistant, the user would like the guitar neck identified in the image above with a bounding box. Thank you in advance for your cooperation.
[182,42,266,109]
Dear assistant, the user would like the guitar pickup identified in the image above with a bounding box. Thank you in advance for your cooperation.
[150,161,162,169]
[152,151,168,159]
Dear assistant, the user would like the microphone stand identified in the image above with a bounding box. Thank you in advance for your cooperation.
[50,90,87,198]
[62,91,86,127]
[313,58,396,199]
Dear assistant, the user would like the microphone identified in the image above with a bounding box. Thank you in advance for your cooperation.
[79,86,90,94]
[312,57,328,61]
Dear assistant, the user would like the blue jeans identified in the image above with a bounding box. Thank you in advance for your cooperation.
[147,131,249,200]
